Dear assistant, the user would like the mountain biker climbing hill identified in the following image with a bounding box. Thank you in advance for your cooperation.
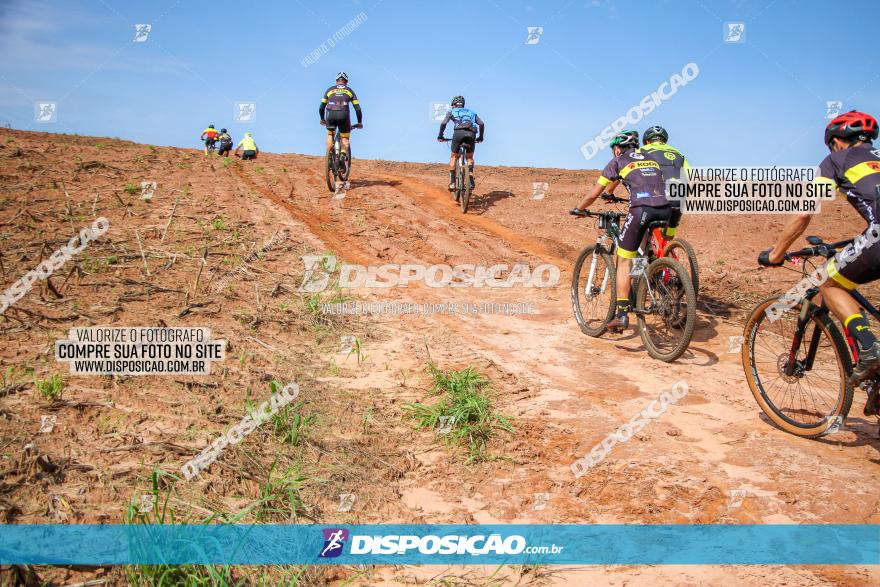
[234,132,259,160]
[760,110,880,386]
[437,96,484,191]
[201,124,219,155]
[573,130,674,332]
[319,71,363,157]
[217,128,233,157]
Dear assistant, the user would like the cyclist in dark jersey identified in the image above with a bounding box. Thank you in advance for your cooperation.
[573,130,674,331]
[319,71,363,157]
[437,96,485,191]
[761,111,880,397]
[603,126,689,237]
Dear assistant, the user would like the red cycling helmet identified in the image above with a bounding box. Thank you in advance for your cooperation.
[824,110,878,147]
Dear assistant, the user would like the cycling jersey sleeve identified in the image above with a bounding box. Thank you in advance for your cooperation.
[438,111,453,138]
[816,154,840,188]
[598,157,620,186]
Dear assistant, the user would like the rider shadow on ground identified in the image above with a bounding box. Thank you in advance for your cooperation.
[349,178,401,189]
[757,413,880,458]
[468,190,515,214]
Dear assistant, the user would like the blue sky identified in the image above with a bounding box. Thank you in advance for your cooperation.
[0,0,876,169]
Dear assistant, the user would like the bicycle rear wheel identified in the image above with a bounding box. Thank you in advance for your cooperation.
[325,150,336,192]
[340,147,351,182]
[460,161,471,213]
[742,296,853,437]
[571,244,617,337]
[635,257,696,362]
[664,239,699,295]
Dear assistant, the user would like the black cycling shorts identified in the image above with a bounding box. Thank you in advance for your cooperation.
[827,224,880,290]
[241,150,257,161]
[325,110,351,137]
[204,137,216,147]
[618,205,677,259]
[218,143,232,155]
[451,128,476,154]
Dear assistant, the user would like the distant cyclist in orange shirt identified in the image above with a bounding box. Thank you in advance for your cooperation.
[201,124,220,155]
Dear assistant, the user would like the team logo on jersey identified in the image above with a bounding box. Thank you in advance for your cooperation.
[871,149,880,158]
[664,151,677,160]
[629,152,645,160]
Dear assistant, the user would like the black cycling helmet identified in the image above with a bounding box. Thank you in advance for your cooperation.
[220,128,227,133]
[208,124,214,129]
[643,125,668,144]
[824,110,878,148]
[336,71,349,82]
[609,130,639,150]
[451,95,465,107]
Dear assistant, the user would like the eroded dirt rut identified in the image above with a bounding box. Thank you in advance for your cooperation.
[232,152,880,585]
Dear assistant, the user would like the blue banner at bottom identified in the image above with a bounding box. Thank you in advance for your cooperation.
[0,524,878,565]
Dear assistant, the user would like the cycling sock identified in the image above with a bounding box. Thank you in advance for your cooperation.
[616,298,631,315]
[844,313,877,351]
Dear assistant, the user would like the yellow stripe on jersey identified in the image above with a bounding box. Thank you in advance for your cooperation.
[619,160,661,178]
[597,176,613,186]
[843,161,880,185]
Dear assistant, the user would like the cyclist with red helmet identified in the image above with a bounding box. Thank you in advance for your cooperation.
[572,130,673,332]
[760,110,880,388]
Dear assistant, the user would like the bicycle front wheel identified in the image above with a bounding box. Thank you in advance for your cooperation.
[571,244,616,337]
[460,162,471,213]
[664,238,699,295]
[742,296,853,437]
[635,257,696,362]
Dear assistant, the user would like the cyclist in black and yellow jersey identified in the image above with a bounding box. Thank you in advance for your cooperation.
[760,110,880,388]
[603,126,689,237]
[572,130,674,331]
[319,71,363,157]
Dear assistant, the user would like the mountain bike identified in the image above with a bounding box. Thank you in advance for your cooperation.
[438,136,477,213]
[742,235,880,437]
[602,193,699,293]
[569,207,697,362]
[204,138,217,154]
[325,126,359,193]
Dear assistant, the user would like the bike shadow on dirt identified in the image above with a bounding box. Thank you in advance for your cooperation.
[468,190,515,214]
[756,413,880,458]
[349,178,401,189]
[607,331,721,367]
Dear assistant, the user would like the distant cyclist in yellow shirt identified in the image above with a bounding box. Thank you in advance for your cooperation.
[234,132,259,160]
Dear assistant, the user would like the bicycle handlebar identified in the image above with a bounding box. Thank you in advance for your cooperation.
[786,238,854,260]
[601,193,629,204]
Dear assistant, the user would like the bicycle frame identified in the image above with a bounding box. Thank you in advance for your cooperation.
[784,287,880,377]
